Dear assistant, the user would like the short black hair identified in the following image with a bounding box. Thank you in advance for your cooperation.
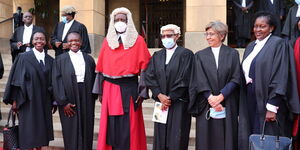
[66,31,82,42]
[17,7,22,11]
[253,11,277,32]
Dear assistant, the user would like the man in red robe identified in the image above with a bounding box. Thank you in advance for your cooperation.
[93,7,151,150]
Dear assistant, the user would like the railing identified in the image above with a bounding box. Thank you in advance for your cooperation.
[0,17,13,24]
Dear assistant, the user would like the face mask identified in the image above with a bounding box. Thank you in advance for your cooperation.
[61,16,68,24]
[161,38,175,49]
[114,21,127,33]
[296,0,300,5]
[206,107,226,120]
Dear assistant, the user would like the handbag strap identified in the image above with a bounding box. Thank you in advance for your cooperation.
[261,119,281,140]
[5,109,16,127]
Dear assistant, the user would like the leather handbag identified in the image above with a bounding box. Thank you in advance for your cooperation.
[3,109,19,150]
[249,120,292,150]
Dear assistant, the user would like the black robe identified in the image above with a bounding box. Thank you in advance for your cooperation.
[10,25,45,62]
[282,4,300,46]
[144,46,193,150]
[52,52,96,150]
[233,0,254,39]
[257,0,285,36]
[51,20,91,56]
[3,50,54,149]
[238,36,300,150]
[188,45,240,150]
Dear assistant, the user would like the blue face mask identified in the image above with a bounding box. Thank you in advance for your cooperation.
[296,0,300,5]
[61,16,68,24]
[206,107,226,120]
[161,38,175,49]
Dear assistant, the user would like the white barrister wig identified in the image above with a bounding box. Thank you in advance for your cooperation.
[160,24,181,35]
[61,5,77,14]
[107,7,138,49]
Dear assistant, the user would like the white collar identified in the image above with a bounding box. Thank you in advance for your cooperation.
[211,45,222,50]
[24,24,33,29]
[66,19,74,25]
[32,47,45,62]
[69,49,83,56]
[297,5,300,17]
[255,33,272,45]
[166,44,178,51]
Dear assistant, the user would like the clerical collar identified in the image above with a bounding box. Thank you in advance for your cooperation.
[24,24,33,29]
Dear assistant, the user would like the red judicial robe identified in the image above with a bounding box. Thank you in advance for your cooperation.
[95,35,151,150]
[293,38,300,150]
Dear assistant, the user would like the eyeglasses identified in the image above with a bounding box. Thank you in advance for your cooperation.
[160,34,176,38]
[24,16,33,18]
[204,32,218,37]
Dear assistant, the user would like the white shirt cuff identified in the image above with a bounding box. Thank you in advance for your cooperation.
[266,103,279,113]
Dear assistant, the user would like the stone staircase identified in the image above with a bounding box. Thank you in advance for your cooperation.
[0,51,197,150]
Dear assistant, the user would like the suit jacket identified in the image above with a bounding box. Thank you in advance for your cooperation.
[51,20,91,56]
[10,25,45,62]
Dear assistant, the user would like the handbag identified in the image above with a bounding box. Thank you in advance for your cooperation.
[249,120,292,150]
[3,109,19,150]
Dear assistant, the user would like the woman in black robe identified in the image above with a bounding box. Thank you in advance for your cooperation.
[3,31,54,150]
[188,21,240,150]
[52,32,96,150]
[238,12,300,150]
[145,24,193,150]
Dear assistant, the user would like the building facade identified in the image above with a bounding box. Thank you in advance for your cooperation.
[0,0,226,55]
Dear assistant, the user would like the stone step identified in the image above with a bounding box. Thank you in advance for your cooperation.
[0,53,199,149]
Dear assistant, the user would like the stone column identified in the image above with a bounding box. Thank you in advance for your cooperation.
[0,0,13,53]
[60,0,106,56]
[185,0,226,53]
[13,0,34,12]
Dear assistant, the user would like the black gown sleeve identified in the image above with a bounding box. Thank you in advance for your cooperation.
[3,55,21,104]
[92,72,104,96]
[138,71,149,99]
[144,52,162,100]
[220,50,240,99]
[80,24,91,54]
[282,7,292,38]
[168,50,194,102]
[188,53,212,115]
[10,55,27,108]
[52,58,69,106]
[50,23,61,48]
[10,28,20,53]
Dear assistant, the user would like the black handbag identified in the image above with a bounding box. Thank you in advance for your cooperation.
[249,120,292,150]
[3,109,19,150]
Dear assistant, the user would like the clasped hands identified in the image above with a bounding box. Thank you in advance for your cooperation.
[158,93,171,111]
[208,94,224,112]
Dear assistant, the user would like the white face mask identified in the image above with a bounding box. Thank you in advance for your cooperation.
[114,21,127,33]
[161,38,176,49]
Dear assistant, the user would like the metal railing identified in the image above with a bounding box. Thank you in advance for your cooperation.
[0,17,13,24]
